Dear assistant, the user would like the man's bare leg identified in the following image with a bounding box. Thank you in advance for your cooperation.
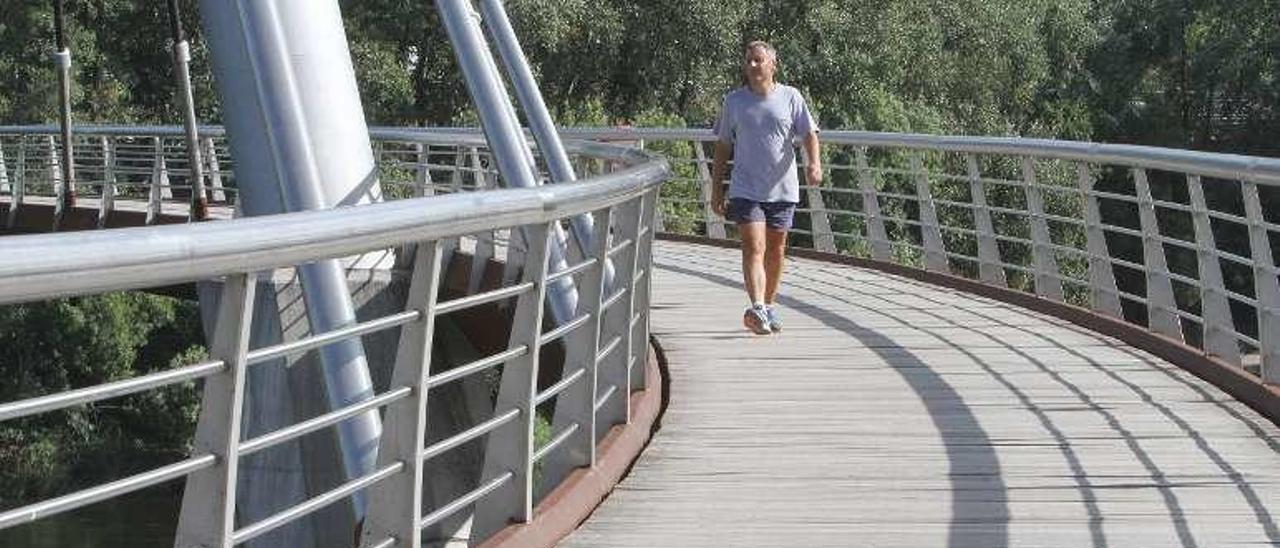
[763,228,787,304]
[739,222,767,304]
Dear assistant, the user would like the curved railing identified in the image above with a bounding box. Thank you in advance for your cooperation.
[2,124,1275,381]
[0,128,669,546]
[2,124,1274,382]
[1,124,1277,543]
[0,126,237,226]
[594,128,1277,389]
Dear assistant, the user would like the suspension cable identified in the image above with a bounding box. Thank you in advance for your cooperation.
[52,0,77,221]
[166,0,209,221]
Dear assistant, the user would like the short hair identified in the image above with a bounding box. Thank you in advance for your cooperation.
[744,41,777,63]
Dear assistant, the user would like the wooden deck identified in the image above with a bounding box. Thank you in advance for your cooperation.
[563,241,1280,548]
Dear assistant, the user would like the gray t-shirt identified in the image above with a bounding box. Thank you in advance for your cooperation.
[715,84,818,203]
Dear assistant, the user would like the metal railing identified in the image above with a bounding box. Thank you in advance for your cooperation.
[2,124,1275,378]
[0,128,668,547]
[0,126,236,226]
[576,127,1277,385]
[1,123,1276,545]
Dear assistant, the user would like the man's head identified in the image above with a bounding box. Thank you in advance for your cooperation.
[742,41,777,88]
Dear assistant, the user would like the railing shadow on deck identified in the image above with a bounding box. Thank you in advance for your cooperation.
[656,242,1280,548]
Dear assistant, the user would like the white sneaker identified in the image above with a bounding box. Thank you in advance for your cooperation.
[743,305,771,335]
[765,306,782,333]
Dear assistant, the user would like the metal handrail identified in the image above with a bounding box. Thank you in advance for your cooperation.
[7,124,1280,185]
[0,134,664,304]
[0,127,669,548]
[553,127,1280,185]
[609,128,1277,386]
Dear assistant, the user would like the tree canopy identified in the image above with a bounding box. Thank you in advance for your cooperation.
[0,0,1276,503]
[0,0,1274,153]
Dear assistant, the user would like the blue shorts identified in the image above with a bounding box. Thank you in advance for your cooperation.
[727,198,797,231]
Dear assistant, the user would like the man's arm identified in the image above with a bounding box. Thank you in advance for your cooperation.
[711,140,732,216]
[802,131,823,187]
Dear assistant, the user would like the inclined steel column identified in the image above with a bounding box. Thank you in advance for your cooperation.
[198,0,383,519]
[477,0,600,252]
[436,0,578,323]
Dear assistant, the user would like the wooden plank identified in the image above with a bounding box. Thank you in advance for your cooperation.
[563,241,1280,548]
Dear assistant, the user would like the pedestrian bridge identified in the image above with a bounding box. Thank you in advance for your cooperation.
[0,126,1277,547]
[568,240,1280,547]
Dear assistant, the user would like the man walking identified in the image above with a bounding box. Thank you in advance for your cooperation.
[711,40,822,335]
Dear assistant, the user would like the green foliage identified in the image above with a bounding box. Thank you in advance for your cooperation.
[0,0,1275,503]
[1090,0,1280,155]
[2,0,1268,156]
[0,293,205,505]
[0,0,217,125]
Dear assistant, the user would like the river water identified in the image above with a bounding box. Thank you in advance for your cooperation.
[0,486,180,547]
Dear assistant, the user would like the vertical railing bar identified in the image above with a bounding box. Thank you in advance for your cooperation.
[802,145,836,252]
[595,201,638,438]
[473,222,552,540]
[146,137,163,225]
[414,143,433,198]
[630,189,659,393]
[855,147,891,260]
[0,138,10,196]
[451,147,465,194]
[1133,167,1183,340]
[174,273,257,548]
[158,138,174,201]
[469,148,495,294]
[7,137,25,229]
[587,207,612,442]
[619,195,643,412]
[694,140,727,239]
[1076,163,1123,317]
[652,173,666,234]
[1021,157,1064,301]
[98,137,117,228]
[502,225,527,288]
[204,137,227,203]
[542,205,611,496]
[910,152,948,272]
[1242,181,1280,383]
[966,154,1007,286]
[360,241,444,548]
[1187,174,1241,365]
[372,139,385,186]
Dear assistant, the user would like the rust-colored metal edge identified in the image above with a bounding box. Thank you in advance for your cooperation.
[658,233,1280,427]
[478,337,667,548]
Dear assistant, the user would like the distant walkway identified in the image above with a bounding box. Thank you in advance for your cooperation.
[0,195,234,232]
[564,241,1280,548]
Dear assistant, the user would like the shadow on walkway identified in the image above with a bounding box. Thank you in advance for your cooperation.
[656,257,1011,548]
